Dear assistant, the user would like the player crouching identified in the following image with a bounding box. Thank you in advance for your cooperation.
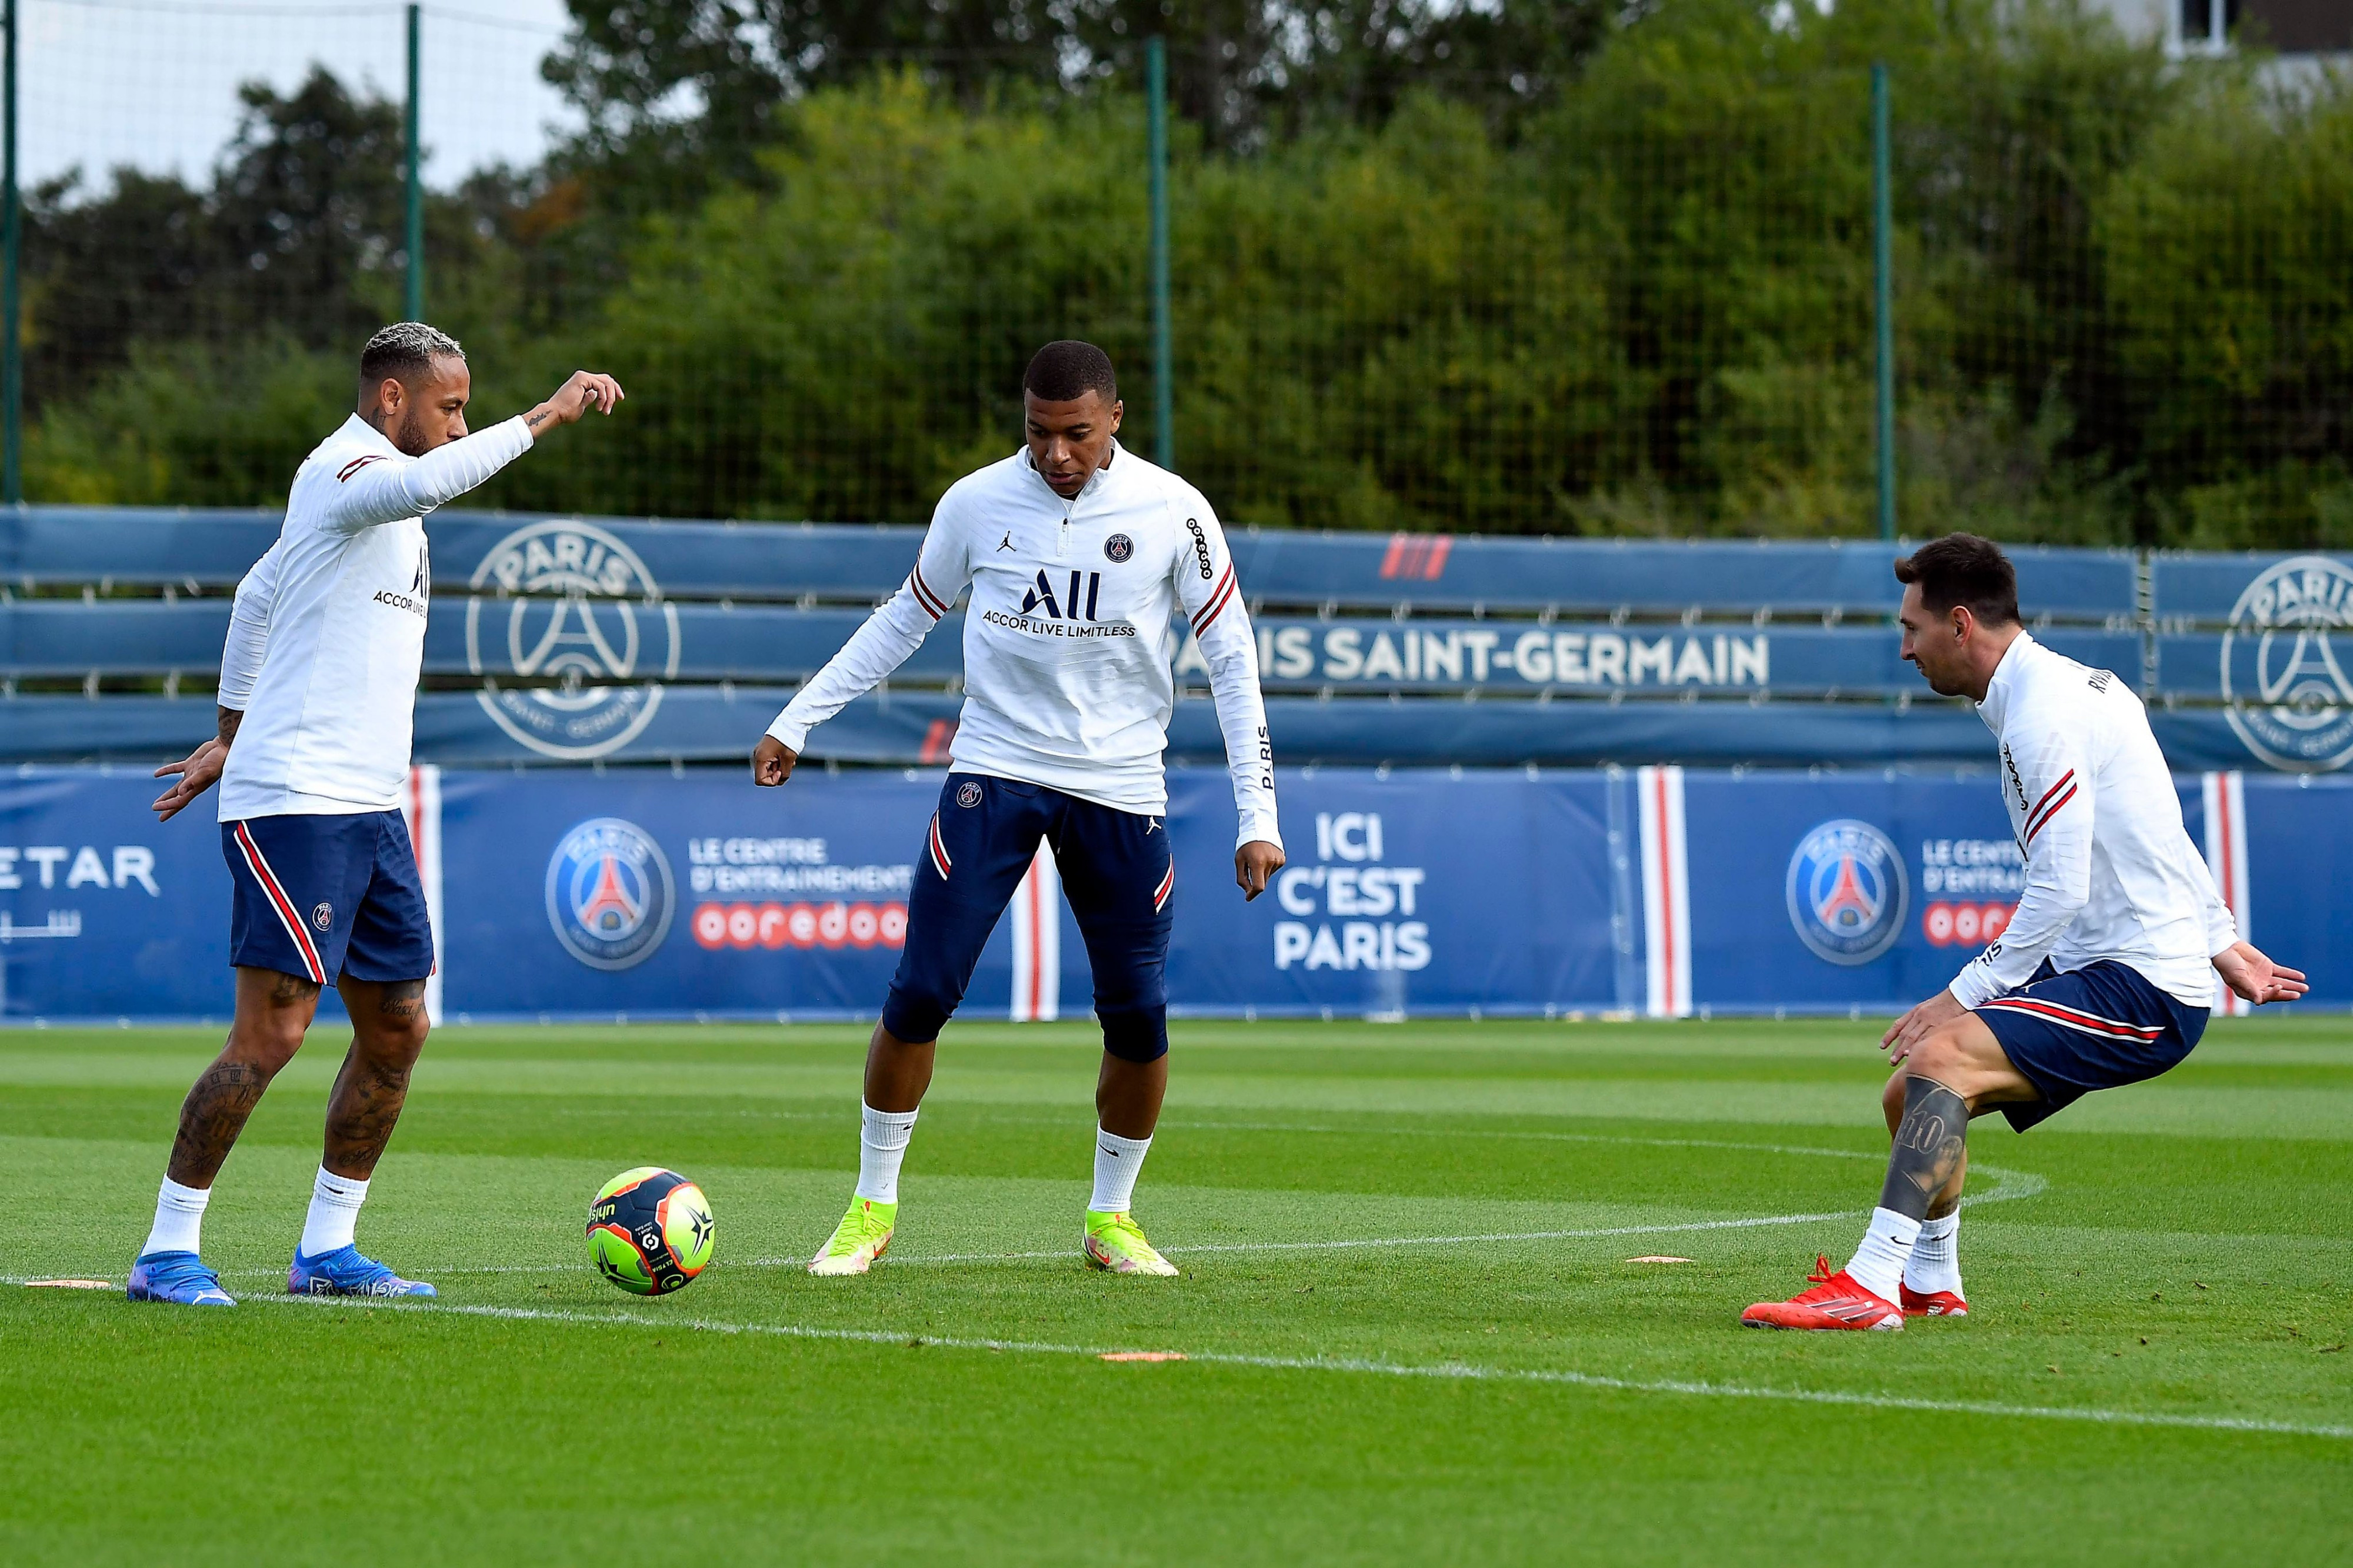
[752,341,1283,1277]
[1744,535,2307,1331]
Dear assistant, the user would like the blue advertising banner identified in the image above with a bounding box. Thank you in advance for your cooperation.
[0,765,2341,1023]
[0,771,238,1020]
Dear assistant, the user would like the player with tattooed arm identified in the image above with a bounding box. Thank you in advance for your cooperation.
[1744,533,2307,1330]
[129,323,624,1306]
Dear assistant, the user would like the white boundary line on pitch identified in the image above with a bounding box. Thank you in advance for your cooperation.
[242,1293,2353,1443]
[20,1142,2047,1282]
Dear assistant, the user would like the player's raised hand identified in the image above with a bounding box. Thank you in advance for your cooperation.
[1235,839,1285,901]
[2214,940,2308,1006]
[525,371,625,433]
[151,737,228,822]
[753,735,798,788]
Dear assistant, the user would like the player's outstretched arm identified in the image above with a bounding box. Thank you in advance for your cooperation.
[2214,940,2309,1006]
[752,735,797,788]
[328,371,626,535]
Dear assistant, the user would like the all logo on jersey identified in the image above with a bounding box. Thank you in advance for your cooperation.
[1104,533,1134,563]
[467,520,678,762]
[545,817,675,970]
[2221,555,2353,772]
[1785,819,1908,965]
[1021,568,1102,621]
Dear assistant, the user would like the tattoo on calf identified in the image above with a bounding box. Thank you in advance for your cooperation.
[1878,1076,1970,1222]
[167,1060,271,1186]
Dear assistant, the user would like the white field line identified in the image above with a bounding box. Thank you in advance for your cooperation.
[245,1292,2353,1443]
[39,1144,2048,1283]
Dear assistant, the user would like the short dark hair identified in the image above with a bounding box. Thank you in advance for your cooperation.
[1894,532,2020,626]
[1023,340,1116,405]
[360,321,464,386]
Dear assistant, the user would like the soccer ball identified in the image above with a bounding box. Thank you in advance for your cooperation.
[586,1167,715,1296]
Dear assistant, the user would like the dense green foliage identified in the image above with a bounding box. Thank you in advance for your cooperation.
[5,1017,2352,1563]
[20,0,2352,545]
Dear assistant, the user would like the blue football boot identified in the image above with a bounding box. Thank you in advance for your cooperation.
[287,1245,437,1299]
[126,1251,236,1306]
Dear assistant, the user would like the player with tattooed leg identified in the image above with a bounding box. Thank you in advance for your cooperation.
[1744,534,2307,1331]
[758,341,1282,1277]
[128,324,623,1306]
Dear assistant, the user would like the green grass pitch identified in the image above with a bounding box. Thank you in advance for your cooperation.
[4,1016,2349,1564]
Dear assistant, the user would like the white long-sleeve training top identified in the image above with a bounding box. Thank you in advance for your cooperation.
[768,442,1281,849]
[1948,632,2235,1011]
[218,411,535,819]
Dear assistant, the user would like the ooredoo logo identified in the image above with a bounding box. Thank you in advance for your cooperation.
[691,901,908,952]
[546,818,676,970]
[2221,555,2353,773]
[1785,819,1908,966]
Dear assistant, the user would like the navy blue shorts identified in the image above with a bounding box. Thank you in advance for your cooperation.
[222,812,435,986]
[1974,959,2208,1132]
[882,774,1175,1061]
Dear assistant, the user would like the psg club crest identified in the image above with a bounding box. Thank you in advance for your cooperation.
[1785,819,1908,966]
[956,781,983,808]
[1104,533,1134,563]
[467,520,681,762]
[546,818,676,970]
[2220,555,2353,773]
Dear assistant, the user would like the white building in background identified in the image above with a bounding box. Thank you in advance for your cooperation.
[2087,0,2351,64]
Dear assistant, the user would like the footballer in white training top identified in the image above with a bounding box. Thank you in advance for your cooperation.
[127,324,624,1309]
[756,339,1283,1278]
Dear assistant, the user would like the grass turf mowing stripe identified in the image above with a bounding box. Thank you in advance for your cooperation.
[81,1162,2047,1281]
[247,1292,2353,1443]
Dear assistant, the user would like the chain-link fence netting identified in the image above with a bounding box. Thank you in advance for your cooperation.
[12,0,2352,546]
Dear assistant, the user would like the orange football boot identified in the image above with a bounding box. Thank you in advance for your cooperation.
[1741,1255,1904,1331]
[1900,1282,1968,1318]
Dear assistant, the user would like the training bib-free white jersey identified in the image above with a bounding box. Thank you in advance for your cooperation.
[768,442,1281,848]
[1949,632,2234,1010]
[218,412,535,819]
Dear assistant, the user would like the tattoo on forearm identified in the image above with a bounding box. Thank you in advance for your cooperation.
[1878,1076,1970,1222]
[166,1060,271,1186]
[526,408,552,429]
[216,707,242,746]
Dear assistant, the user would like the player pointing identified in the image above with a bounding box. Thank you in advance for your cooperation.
[755,341,1283,1277]
[129,324,624,1306]
[1744,534,2306,1330]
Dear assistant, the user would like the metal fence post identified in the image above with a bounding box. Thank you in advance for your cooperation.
[2,0,20,504]
[1872,62,1895,543]
[1146,35,1174,471]
[404,2,424,323]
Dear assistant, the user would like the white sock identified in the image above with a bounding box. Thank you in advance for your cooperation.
[1089,1127,1152,1215]
[855,1103,919,1205]
[1843,1206,1921,1303]
[141,1177,210,1257]
[1904,1210,1963,1297]
[298,1166,369,1258]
